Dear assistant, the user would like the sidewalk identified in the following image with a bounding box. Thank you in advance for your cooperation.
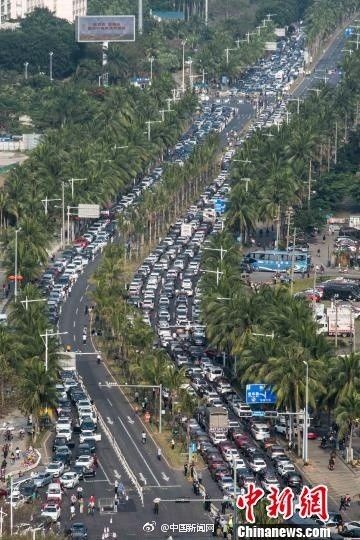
[296,440,360,519]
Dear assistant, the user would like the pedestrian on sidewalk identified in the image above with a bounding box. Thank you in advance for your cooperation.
[15,447,20,460]
[184,462,188,476]
[134,391,139,403]
[79,497,84,514]
[10,452,15,465]
[339,496,346,511]
[114,480,119,496]
[93,453,98,468]
[170,438,175,450]
[71,493,77,505]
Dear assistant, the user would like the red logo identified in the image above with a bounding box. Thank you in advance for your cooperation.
[236,483,265,523]
[236,483,329,523]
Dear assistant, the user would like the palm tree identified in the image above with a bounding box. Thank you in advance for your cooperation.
[335,391,360,462]
[327,354,360,404]
[0,326,19,406]
[19,359,57,438]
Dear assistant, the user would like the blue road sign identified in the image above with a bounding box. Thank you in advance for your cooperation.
[246,384,277,404]
[214,199,227,214]
[344,27,353,36]
[252,411,265,417]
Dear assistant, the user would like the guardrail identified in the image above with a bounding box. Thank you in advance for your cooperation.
[93,404,144,507]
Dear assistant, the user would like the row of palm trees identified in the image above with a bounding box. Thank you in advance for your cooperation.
[226,48,360,246]
[0,76,198,284]
[90,244,197,421]
[0,283,59,437]
[200,231,360,456]
[118,133,220,258]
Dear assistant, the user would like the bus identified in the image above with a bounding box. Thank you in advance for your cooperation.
[243,250,310,273]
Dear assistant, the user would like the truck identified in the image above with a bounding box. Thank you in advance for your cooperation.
[201,406,229,434]
[327,314,353,337]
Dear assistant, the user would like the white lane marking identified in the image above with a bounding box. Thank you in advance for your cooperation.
[106,417,114,425]
[161,472,170,482]
[113,469,121,479]
[80,295,83,303]
[86,285,89,291]
[98,460,111,484]
[139,473,147,485]
[127,416,134,424]
[117,415,160,487]
[73,320,76,328]
[75,307,78,315]
[107,398,113,407]
[73,335,76,342]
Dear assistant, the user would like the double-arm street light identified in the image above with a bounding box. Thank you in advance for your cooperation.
[40,329,68,371]
[14,227,22,301]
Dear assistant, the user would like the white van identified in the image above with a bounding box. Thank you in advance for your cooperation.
[251,423,270,441]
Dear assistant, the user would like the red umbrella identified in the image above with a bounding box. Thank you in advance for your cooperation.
[8,274,23,281]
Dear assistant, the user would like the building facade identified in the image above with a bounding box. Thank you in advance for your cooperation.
[0,0,87,23]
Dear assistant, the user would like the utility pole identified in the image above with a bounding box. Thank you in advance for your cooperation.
[138,0,143,35]
[308,160,312,209]
[275,204,281,249]
[335,300,339,350]
[14,227,21,301]
[290,228,297,295]
[41,197,61,215]
[205,0,208,26]
[68,178,86,199]
[181,39,187,92]
[241,178,251,192]
[61,181,65,248]
[334,121,338,165]
[21,297,46,311]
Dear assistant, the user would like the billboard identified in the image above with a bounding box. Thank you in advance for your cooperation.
[246,384,277,404]
[265,42,277,51]
[78,204,100,219]
[275,28,286,37]
[76,15,135,43]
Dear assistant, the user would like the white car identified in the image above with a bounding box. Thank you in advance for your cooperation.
[344,522,360,531]
[60,471,79,489]
[46,483,62,502]
[6,492,25,508]
[56,418,72,431]
[41,503,61,522]
[249,457,267,473]
[46,462,65,478]
[75,455,94,469]
[56,427,72,442]
[79,430,101,443]
[261,476,281,493]
[277,462,296,477]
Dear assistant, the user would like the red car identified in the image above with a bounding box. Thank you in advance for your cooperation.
[234,435,250,450]
[307,431,318,440]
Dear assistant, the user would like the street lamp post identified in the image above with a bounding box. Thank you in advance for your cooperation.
[181,40,187,92]
[14,227,21,301]
[40,330,68,371]
[24,61,29,80]
[41,197,61,215]
[201,268,224,287]
[49,51,53,82]
[21,297,47,311]
[302,361,309,464]
[149,56,155,81]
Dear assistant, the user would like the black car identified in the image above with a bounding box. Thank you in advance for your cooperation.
[76,443,92,458]
[237,469,256,486]
[69,522,88,539]
[53,437,68,452]
[284,472,303,489]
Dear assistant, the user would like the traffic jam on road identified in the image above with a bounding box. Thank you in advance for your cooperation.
[18,24,347,536]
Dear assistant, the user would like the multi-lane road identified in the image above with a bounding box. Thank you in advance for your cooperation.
[56,26,350,540]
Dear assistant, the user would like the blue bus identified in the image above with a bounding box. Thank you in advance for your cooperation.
[243,250,310,273]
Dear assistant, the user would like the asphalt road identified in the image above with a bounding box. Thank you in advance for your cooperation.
[56,27,349,539]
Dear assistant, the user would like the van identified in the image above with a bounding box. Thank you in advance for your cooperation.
[251,423,270,441]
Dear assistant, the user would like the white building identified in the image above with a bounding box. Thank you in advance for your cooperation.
[0,0,87,23]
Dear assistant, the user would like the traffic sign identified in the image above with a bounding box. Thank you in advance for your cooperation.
[252,411,265,417]
[214,199,226,214]
[246,384,277,404]
[189,442,197,453]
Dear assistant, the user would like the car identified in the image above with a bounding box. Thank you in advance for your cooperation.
[75,455,93,469]
[345,523,360,532]
[56,427,72,442]
[284,472,303,490]
[70,523,88,539]
[46,462,65,478]
[248,456,267,473]
[261,475,281,492]
[218,475,234,492]
[60,471,80,488]
[46,483,62,502]
[41,503,61,522]
[79,431,101,443]
[338,529,360,538]
[32,471,53,488]
[277,462,296,477]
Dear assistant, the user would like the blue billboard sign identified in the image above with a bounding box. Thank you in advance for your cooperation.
[246,384,277,404]
[344,27,354,37]
[214,199,227,214]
